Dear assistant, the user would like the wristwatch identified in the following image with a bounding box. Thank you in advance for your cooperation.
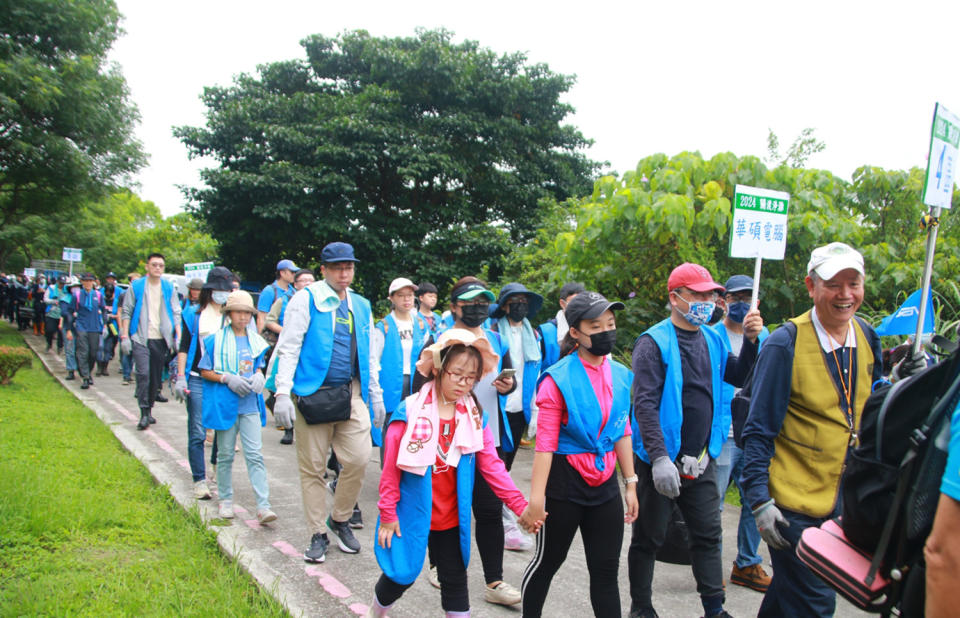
[622,474,638,486]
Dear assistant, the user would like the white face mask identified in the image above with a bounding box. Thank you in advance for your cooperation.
[211,291,230,305]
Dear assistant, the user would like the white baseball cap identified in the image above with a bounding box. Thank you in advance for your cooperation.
[388,277,418,295]
[807,242,865,280]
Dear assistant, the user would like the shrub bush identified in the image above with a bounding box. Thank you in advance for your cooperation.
[0,346,33,385]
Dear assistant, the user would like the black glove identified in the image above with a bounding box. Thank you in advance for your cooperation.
[891,349,926,382]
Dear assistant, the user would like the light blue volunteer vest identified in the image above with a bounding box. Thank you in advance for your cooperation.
[538,321,560,376]
[128,277,176,337]
[292,288,373,434]
[199,333,267,430]
[376,313,429,413]
[631,318,726,463]
[711,322,768,438]
[541,354,633,471]
[373,400,486,586]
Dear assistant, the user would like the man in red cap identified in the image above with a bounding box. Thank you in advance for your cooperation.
[627,263,764,618]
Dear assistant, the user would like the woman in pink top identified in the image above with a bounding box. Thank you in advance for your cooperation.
[521,291,639,617]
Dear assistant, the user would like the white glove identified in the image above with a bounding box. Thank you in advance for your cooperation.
[274,394,295,429]
[222,373,252,397]
[651,455,681,499]
[120,337,132,356]
[173,376,189,403]
[371,400,386,429]
[247,372,265,394]
[679,455,700,478]
[753,500,791,550]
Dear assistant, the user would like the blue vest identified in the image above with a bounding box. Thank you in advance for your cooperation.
[538,321,560,376]
[483,329,518,453]
[129,277,176,337]
[376,313,429,413]
[292,288,373,428]
[437,313,455,335]
[711,322,768,439]
[542,354,633,471]
[373,400,485,586]
[199,334,267,430]
[181,303,209,374]
[631,318,726,463]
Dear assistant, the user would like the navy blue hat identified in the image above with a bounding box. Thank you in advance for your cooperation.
[321,242,359,264]
[105,272,118,280]
[723,275,754,294]
[490,283,544,320]
[203,266,235,291]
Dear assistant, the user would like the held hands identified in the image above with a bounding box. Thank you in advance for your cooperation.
[492,375,514,394]
[651,455,681,499]
[519,502,546,534]
[743,308,764,342]
[378,520,401,549]
[273,394,295,428]
[753,500,790,550]
[222,373,253,397]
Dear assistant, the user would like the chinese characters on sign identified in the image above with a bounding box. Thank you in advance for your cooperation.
[922,103,959,209]
[729,185,790,260]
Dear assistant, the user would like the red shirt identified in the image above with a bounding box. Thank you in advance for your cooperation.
[431,417,458,530]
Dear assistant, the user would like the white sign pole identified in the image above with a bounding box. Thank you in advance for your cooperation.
[912,210,940,357]
[751,256,762,311]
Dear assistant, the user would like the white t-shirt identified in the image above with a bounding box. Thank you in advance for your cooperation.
[393,312,414,375]
[505,323,524,412]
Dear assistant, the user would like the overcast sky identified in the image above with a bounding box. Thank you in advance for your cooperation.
[110,0,960,216]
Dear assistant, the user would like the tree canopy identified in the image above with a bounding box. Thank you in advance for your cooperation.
[506,151,960,354]
[0,0,146,269]
[177,28,598,295]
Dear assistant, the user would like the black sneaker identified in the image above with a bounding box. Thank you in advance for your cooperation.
[155,393,168,403]
[280,428,293,445]
[66,371,75,380]
[702,612,733,618]
[630,609,660,618]
[327,516,361,553]
[81,378,90,389]
[304,532,329,563]
[348,505,363,529]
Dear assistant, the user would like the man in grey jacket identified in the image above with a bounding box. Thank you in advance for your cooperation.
[120,253,181,430]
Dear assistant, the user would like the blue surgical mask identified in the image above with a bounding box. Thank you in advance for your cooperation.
[212,291,230,305]
[727,301,750,324]
[676,294,715,327]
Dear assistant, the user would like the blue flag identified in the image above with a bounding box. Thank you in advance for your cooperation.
[875,289,935,337]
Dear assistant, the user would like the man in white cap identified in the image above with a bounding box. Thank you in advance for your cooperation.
[740,242,922,616]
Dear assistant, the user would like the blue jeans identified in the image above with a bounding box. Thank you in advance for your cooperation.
[186,375,206,482]
[216,412,270,510]
[120,350,133,380]
[64,336,77,371]
[715,437,762,568]
[758,508,836,617]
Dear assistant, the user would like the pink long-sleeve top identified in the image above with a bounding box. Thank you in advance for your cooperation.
[535,356,631,487]
[378,418,528,525]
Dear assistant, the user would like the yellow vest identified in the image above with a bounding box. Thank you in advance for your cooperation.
[768,311,873,517]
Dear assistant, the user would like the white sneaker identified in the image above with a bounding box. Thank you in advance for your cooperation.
[193,480,211,500]
[426,564,441,589]
[503,511,533,551]
[257,509,277,524]
[218,500,234,519]
[485,581,521,606]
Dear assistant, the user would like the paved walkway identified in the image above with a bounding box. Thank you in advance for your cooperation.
[24,332,870,617]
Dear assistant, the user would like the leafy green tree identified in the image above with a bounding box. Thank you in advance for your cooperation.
[0,0,146,270]
[176,28,598,294]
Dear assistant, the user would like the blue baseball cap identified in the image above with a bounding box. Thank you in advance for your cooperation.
[321,242,359,264]
[276,259,298,271]
[723,275,754,294]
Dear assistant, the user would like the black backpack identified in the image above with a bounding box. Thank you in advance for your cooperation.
[839,346,960,615]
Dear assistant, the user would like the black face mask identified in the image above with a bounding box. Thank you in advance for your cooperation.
[459,303,489,328]
[710,304,725,325]
[585,329,617,356]
[506,303,529,323]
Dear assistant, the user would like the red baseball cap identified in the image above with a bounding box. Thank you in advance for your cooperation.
[667,263,725,294]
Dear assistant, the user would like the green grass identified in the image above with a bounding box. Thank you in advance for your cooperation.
[0,322,287,617]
